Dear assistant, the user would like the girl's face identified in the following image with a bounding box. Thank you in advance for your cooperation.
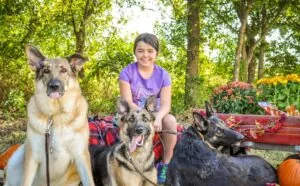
[134,41,158,69]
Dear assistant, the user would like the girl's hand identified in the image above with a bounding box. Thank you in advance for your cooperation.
[153,117,162,132]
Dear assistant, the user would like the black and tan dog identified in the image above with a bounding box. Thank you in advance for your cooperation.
[5,45,94,186]
[166,101,277,186]
[90,96,157,186]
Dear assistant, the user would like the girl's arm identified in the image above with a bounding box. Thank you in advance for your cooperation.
[119,80,139,110]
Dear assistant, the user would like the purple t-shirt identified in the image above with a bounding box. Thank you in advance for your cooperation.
[119,62,171,109]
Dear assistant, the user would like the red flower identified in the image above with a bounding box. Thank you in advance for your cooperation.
[226,89,233,96]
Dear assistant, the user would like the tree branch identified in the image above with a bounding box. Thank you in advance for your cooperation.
[252,1,289,51]
[207,3,237,33]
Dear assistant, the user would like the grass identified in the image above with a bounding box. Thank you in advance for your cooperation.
[0,118,26,153]
[249,149,294,168]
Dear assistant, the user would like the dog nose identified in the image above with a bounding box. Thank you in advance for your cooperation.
[135,125,144,134]
[49,79,61,91]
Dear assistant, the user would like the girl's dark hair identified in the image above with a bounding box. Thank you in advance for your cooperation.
[133,33,159,53]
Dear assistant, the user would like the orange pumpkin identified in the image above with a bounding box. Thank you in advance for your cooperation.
[0,144,21,169]
[277,154,300,186]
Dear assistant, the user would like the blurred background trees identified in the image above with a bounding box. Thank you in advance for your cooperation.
[0,0,299,119]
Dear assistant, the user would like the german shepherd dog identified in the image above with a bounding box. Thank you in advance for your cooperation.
[89,96,157,186]
[166,102,277,186]
[4,45,95,186]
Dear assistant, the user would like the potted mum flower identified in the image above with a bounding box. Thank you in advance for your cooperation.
[211,81,264,114]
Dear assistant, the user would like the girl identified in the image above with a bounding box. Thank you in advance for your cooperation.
[119,33,177,184]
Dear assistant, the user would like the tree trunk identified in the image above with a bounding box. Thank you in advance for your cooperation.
[258,5,267,79]
[245,30,256,82]
[71,0,93,55]
[248,56,256,83]
[185,0,200,107]
[240,35,248,81]
[245,1,289,81]
[258,40,266,79]
[233,0,253,82]
[75,27,86,54]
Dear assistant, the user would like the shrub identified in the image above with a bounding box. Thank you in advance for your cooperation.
[1,89,27,119]
[211,81,263,114]
[256,74,300,110]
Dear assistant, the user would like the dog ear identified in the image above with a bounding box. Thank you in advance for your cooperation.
[116,97,130,116]
[68,53,88,72]
[25,44,45,70]
[193,111,208,132]
[205,101,215,118]
[145,95,157,113]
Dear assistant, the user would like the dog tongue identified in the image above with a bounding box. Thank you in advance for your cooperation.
[49,92,61,99]
[129,135,143,153]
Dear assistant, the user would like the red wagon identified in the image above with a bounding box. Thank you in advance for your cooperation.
[196,110,300,152]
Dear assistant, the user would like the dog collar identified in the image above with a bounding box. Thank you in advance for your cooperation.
[191,125,216,150]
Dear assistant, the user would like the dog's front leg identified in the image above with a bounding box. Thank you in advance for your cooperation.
[75,150,95,186]
[22,143,39,186]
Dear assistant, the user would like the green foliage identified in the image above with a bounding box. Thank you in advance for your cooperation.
[81,33,134,115]
[256,74,300,110]
[211,81,264,114]
[1,89,27,118]
[265,41,300,76]
[0,0,299,119]
[0,0,115,117]
[0,55,34,119]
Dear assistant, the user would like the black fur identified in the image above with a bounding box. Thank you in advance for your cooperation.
[89,145,111,186]
[166,102,277,186]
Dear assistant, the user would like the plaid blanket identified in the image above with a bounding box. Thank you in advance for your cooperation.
[88,115,184,162]
[89,115,120,146]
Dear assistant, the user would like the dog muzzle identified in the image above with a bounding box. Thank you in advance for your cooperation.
[47,79,64,99]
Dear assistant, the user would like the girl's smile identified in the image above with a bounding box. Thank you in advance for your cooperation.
[135,41,158,69]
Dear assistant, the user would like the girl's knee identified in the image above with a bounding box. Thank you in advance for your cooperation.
[162,114,177,129]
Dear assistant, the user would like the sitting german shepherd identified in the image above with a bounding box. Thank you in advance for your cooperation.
[5,45,94,186]
[89,96,157,186]
[166,102,277,186]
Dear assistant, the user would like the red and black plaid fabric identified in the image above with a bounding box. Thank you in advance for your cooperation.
[88,115,185,161]
[89,115,120,146]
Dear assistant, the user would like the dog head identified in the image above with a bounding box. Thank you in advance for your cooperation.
[25,45,88,99]
[192,101,244,148]
[117,96,156,153]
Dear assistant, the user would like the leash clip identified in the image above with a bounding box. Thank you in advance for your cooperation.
[46,117,54,154]
[46,118,53,134]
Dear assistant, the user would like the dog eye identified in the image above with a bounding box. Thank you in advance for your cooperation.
[142,117,149,122]
[128,117,134,122]
[217,128,224,134]
[61,68,67,73]
[43,69,50,73]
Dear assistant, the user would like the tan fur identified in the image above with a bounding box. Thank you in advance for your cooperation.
[108,143,157,186]
[90,97,157,186]
[4,45,94,186]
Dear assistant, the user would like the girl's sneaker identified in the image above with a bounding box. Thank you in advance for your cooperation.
[157,162,168,184]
